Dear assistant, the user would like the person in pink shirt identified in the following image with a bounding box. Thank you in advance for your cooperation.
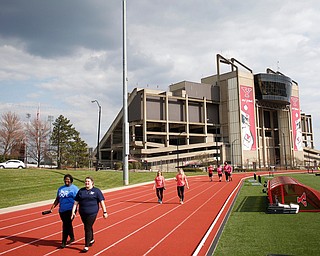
[216,164,223,182]
[223,161,233,182]
[153,171,166,204]
[175,169,189,204]
[208,165,214,182]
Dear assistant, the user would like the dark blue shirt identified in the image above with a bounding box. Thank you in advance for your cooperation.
[75,187,105,217]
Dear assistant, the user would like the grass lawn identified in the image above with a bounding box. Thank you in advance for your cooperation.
[213,173,320,256]
[0,168,200,208]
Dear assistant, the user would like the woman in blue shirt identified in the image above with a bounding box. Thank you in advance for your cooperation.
[50,174,79,248]
[72,176,108,253]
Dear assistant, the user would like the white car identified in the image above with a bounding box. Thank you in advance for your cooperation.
[0,160,26,169]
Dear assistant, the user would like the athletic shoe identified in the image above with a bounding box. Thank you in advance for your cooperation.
[89,240,95,246]
[60,242,66,249]
[81,247,89,253]
[159,200,162,204]
[180,200,184,204]
[68,238,75,244]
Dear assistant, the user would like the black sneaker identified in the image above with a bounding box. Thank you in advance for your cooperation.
[81,247,89,253]
[68,238,75,244]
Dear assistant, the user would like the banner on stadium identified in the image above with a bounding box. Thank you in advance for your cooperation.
[240,85,256,150]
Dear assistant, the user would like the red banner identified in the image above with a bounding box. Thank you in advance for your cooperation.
[240,85,256,150]
[290,96,303,151]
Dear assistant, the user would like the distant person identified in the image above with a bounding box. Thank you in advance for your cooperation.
[208,165,214,182]
[216,164,223,182]
[50,174,78,249]
[175,169,189,204]
[224,161,232,181]
[153,171,166,204]
[71,177,108,253]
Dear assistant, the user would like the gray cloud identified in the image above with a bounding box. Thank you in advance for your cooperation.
[0,0,121,57]
[0,0,319,148]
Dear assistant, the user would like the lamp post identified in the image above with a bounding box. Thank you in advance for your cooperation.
[92,100,101,171]
[177,140,180,168]
[214,124,220,166]
[177,132,186,168]
[231,138,239,170]
[282,131,287,170]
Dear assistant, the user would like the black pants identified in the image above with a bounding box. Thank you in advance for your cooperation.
[59,210,74,243]
[177,186,185,201]
[156,187,164,201]
[225,172,229,181]
[80,214,97,247]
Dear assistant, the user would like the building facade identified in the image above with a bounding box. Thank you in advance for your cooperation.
[97,54,319,171]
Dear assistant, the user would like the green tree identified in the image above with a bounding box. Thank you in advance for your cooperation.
[50,115,88,169]
[65,131,89,168]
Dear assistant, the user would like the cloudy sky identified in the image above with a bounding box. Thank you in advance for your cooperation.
[1,0,319,148]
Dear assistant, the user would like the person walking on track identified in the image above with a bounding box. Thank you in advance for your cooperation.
[208,165,214,181]
[50,174,78,249]
[223,161,233,182]
[175,169,189,204]
[71,176,108,253]
[216,164,223,182]
[153,171,166,204]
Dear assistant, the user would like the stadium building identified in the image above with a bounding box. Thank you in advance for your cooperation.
[96,54,320,171]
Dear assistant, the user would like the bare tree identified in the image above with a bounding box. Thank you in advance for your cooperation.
[0,112,25,157]
[25,117,50,167]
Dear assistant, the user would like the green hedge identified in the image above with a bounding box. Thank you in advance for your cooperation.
[182,167,203,172]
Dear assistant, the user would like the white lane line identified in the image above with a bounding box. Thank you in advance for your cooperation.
[143,185,227,255]
[192,174,265,256]
[1,176,207,255]
[94,180,221,255]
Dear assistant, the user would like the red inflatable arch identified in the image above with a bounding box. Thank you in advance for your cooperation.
[268,176,320,212]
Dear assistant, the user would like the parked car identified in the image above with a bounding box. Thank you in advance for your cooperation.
[0,160,26,169]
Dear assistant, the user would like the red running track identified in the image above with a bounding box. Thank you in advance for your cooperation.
[0,171,299,256]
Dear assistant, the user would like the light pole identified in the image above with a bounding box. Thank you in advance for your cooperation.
[214,124,220,166]
[282,131,287,170]
[177,132,186,168]
[231,138,239,170]
[92,100,101,171]
[122,0,129,185]
[177,140,180,168]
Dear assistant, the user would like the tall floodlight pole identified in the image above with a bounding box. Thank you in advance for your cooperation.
[123,0,129,185]
[92,100,101,171]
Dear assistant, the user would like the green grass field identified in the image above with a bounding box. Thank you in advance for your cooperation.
[213,173,320,256]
